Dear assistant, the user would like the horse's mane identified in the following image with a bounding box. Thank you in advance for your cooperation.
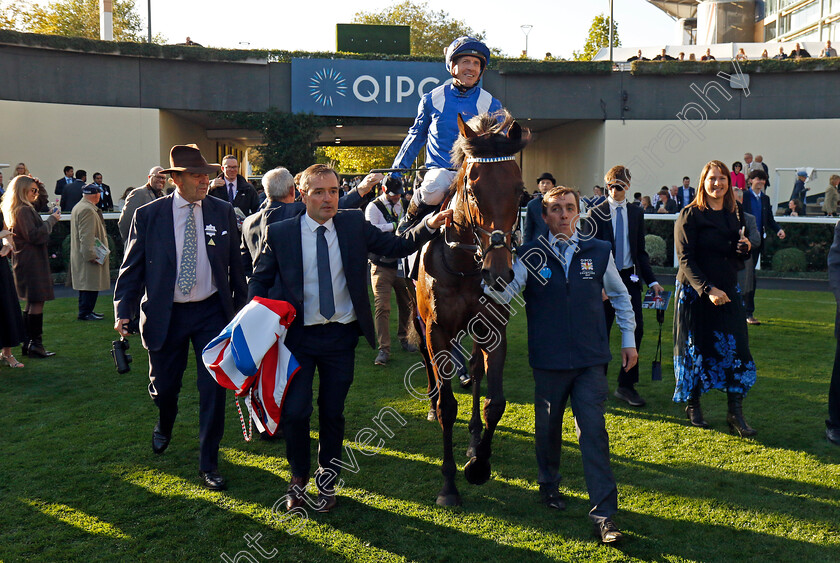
[450,109,530,167]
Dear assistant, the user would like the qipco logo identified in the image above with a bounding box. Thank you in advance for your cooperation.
[352,75,449,104]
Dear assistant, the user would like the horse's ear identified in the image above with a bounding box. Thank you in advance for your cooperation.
[507,121,522,141]
[458,113,477,138]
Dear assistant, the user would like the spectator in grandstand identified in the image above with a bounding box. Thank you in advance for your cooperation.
[773,46,788,60]
[821,40,837,57]
[736,48,748,61]
[790,42,811,58]
[701,48,716,61]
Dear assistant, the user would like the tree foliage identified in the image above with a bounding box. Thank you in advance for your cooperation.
[573,14,620,62]
[354,0,499,57]
[222,110,326,175]
[0,0,150,42]
[316,146,400,174]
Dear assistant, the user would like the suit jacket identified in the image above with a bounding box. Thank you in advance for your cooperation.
[240,201,305,276]
[209,174,261,218]
[118,184,162,242]
[59,180,84,212]
[114,194,248,351]
[524,195,547,243]
[55,177,74,196]
[676,186,695,209]
[94,183,114,211]
[248,210,436,349]
[741,189,781,243]
[828,222,840,338]
[587,200,656,285]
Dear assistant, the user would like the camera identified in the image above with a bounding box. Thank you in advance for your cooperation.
[111,336,132,374]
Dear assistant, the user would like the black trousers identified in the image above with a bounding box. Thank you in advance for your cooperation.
[533,365,617,524]
[78,290,98,317]
[828,339,840,430]
[283,322,359,492]
[604,269,644,389]
[742,246,761,316]
[147,294,227,472]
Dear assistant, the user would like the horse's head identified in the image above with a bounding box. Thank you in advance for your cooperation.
[453,111,530,290]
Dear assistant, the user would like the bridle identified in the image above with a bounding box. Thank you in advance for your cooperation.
[441,155,520,275]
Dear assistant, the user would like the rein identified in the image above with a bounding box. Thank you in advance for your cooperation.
[440,155,520,276]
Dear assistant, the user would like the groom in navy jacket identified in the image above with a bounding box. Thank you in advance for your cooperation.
[248,164,452,513]
[114,144,247,491]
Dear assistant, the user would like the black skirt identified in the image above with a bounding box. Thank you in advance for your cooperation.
[0,256,25,348]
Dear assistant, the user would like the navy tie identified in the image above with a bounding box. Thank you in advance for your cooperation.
[316,226,335,320]
[615,206,625,270]
[228,182,235,202]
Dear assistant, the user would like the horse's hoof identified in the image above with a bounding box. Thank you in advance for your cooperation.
[435,493,462,507]
[427,408,437,422]
[464,456,491,485]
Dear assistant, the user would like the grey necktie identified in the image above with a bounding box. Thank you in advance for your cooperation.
[177,203,197,295]
[316,225,335,320]
[615,205,625,270]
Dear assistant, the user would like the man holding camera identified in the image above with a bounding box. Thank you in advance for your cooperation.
[114,144,247,491]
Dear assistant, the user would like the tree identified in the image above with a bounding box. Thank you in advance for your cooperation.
[316,146,399,174]
[0,0,149,42]
[222,110,326,175]
[354,0,499,57]
[573,14,620,61]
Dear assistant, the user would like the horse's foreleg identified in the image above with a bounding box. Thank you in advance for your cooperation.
[428,330,461,507]
[466,340,485,458]
[464,338,507,486]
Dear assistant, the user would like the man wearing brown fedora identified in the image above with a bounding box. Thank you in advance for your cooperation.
[114,144,247,491]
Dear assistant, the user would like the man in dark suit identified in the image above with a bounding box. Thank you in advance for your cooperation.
[587,165,662,407]
[676,177,695,209]
[91,172,114,211]
[826,221,840,446]
[240,166,375,278]
[209,155,261,221]
[248,164,452,513]
[524,172,555,243]
[741,169,786,324]
[55,165,74,196]
[114,144,247,491]
[240,166,304,277]
[60,169,86,212]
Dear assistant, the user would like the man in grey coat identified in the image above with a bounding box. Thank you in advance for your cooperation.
[118,166,166,242]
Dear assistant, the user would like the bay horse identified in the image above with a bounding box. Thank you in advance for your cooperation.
[414,110,529,506]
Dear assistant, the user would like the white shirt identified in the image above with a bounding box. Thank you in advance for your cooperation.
[301,213,356,326]
[364,194,404,232]
[485,231,637,349]
[607,196,633,270]
[172,190,216,302]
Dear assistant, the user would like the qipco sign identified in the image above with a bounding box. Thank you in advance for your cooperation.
[291,58,453,117]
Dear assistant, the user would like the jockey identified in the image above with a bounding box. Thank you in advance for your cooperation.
[392,36,503,234]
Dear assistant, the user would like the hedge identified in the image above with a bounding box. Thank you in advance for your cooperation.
[643,218,837,272]
[630,56,840,76]
[644,234,667,266]
[771,247,807,272]
[47,217,124,275]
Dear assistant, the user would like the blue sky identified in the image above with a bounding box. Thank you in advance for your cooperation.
[136,0,675,58]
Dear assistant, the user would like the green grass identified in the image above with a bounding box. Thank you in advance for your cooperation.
[1,287,838,562]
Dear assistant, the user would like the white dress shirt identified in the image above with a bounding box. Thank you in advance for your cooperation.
[172,190,217,303]
[364,194,404,232]
[485,232,637,348]
[301,213,356,326]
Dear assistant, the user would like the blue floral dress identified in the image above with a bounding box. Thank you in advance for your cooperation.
[673,205,757,402]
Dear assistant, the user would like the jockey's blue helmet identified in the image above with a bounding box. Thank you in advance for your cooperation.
[445,37,490,75]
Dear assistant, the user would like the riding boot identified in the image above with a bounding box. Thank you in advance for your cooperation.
[726,392,757,437]
[685,389,708,428]
[27,313,56,358]
[21,312,30,356]
[396,201,437,236]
